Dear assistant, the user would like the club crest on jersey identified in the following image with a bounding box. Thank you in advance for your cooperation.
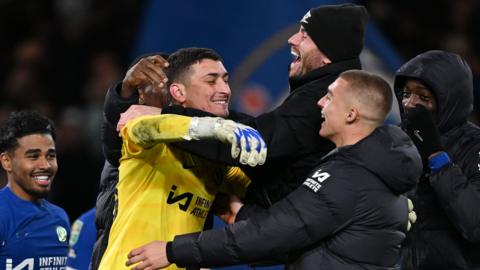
[69,220,84,246]
[56,226,68,243]
[303,168,330,192]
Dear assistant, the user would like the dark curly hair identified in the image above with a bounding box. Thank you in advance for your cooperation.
[0,111,56,153]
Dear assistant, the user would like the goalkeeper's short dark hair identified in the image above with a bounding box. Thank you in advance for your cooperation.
[165,47,223,88]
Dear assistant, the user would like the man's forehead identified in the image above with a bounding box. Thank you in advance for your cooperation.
[329,77,347,91]
[405,79,431,92]
[16,134,55,149]
[191,59,227,76]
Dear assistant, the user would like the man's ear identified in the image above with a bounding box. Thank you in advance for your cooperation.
[0,152,12,172]
[169,83,186,104]
[346,108,359,124]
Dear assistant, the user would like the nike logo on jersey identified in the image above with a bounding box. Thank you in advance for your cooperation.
[413,130,424,142]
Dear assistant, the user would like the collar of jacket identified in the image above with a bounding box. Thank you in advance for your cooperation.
[317,125,422,194]
[288,57,361,91]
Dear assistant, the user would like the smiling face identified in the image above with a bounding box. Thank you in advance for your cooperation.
[401,79,437,114]
[173,59,231,117]
[288,26,329,79]
[317,77,352,145]
[1,134,57,202]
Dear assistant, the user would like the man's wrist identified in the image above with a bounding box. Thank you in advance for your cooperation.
[428,151,451,173]
[188,117,223,140]
[120,81,137,98]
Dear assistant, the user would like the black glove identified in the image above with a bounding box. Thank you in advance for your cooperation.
[401,105,442,159]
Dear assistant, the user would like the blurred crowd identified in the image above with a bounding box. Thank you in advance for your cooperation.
[363,0,480,115]
[0,0,479,222]
[0,0,146,221]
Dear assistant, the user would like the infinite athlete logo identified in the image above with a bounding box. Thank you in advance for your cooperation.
[166,185,212,218]
[5,256,67,270]
[166,185,193,211]
[303,169,331,192]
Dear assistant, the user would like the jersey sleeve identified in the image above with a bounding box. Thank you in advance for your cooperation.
[0,206,6,239]
[102,82,139,166]
[67,208,97,270]
[218,167,251,198]
[170,168,357,268]
[121,114,193,158]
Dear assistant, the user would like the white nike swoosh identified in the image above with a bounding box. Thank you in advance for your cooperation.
[413,130,423,142]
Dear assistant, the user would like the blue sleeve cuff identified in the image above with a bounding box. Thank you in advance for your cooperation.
[428,151,451,173]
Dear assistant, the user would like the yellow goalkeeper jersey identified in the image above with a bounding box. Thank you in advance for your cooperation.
[99,115,250,270]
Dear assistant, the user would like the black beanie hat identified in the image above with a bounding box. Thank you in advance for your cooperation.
[300,4,368,62]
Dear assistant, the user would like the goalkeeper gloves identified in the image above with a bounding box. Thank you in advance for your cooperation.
[407,198,417,231]
[188,117,267,167]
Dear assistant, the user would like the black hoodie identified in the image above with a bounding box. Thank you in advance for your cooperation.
[167,125,421,270]
[394,50,480,269]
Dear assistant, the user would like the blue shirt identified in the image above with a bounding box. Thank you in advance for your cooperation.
[0,186,70,270]
[66,208,96,270]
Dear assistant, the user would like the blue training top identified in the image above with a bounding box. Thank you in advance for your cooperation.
[0,186,70,270]
[66,207,96,270]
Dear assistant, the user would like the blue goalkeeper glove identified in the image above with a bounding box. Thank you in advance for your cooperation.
[188,117,267,167]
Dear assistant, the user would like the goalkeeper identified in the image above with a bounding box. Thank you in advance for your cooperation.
[98,47,266,270]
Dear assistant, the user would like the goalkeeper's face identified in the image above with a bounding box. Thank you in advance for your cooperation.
[183,59,231,117]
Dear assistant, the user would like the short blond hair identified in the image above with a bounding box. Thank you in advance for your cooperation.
[339,70,392,124]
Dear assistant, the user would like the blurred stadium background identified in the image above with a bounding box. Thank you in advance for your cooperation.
[0,1,478,269]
